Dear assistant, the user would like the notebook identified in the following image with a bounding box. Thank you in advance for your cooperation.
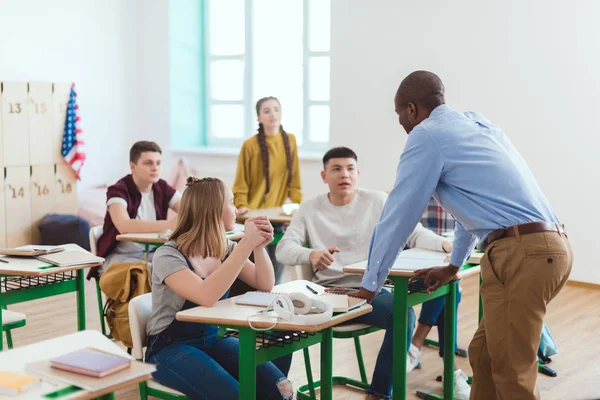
[234,291,366,313]
[0,371,41,396]
[444,251,484,265]
[234,291,282,307]
[49,348,131,378]
[317,294,367,313]
[36,251,105,267]
[0,245,64,257]
[26,351,155,392]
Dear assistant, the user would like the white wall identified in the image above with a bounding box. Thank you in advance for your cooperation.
[330,0,600,284]
[0,0,142,187]
[3,1,597,282]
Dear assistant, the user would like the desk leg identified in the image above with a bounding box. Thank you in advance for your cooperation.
[0,303,3,351]
[443,280,457,400]
[76,269,86,331]
[393,278,408,400]
[320,327,334,400]
[238,328,257,400]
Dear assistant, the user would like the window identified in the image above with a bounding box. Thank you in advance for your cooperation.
[170,0,331,152]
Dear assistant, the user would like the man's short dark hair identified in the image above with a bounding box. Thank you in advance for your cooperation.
[130,141,162,163]
[396,70,445,110]
[322,147,358,168]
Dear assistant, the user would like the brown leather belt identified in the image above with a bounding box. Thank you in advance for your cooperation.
[481,221,566,250]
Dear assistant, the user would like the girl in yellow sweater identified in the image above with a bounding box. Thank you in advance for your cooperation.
[233,97,302,213]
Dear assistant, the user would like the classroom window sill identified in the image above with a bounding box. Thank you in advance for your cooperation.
[169,147,323,162]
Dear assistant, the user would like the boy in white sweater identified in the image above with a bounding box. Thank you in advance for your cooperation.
[276,147,452,400]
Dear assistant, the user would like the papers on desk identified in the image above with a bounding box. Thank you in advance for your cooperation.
[444,251,483,265]
[158,229,173,240]
[234,283,366,313]
[36,251,104,267]
[0,244,104,272]
[0,245,64,257]
[388,248,449,271]
[0,371,41,396]
[281,203,300,216]
[226,223,245,235]
[317,294,366,313]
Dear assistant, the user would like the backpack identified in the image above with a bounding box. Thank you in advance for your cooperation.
[99,261,151,348]
[539,323,558,359]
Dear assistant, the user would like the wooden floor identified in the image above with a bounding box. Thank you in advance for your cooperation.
[4,273,599,400]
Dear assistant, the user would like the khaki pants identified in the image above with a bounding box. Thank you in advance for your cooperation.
[469,230,572,400]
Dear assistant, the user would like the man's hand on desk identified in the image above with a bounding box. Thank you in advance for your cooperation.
[309,248,340,270]
[326,287,377,303]
[410,264,460,294]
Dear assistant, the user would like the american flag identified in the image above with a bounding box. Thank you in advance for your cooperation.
[62,83,86,179]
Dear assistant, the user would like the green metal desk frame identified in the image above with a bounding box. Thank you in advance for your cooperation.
[225,326,334,400]
[0,269,86,351]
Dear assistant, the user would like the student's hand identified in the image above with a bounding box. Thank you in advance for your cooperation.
[247,217,274,249]
[442,241,453,253]
[243,219,273,248]
[247,216,274,234]
[410,265,460,294]
[238,207,250,215]
[327,287,377,303]
[309,248,340,270]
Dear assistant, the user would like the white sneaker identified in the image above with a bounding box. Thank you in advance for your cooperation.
[454,369,471,400]
[407,344,421,373]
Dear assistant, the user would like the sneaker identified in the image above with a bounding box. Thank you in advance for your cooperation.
[454,369,471,400]
[407,343,421,372]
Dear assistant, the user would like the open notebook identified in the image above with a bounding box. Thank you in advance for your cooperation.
[0,245,64,257]
[234,291,366,313]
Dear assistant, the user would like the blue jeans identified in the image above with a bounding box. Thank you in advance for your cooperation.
[146,329,292,400]
[354,289,416,400]
[418,282,462,355]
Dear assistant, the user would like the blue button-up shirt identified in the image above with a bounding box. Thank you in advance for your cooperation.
[361,104,559,292]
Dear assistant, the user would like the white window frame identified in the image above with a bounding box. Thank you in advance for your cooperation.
[203,0,330,151]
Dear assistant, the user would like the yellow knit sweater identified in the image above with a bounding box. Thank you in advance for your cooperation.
[233,132,302,209]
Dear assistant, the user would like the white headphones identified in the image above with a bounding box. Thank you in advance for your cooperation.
[272,292,333,325]
[247,292,333,331]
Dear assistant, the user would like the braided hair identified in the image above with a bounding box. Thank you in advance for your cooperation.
[255,97,292,195]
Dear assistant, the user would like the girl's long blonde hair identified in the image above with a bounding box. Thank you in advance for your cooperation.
[169,176,227,259]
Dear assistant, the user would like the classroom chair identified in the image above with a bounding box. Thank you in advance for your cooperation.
[129,293,189,400]
[293,264,380,400]
[1,309,26,350]
[89,225,108,337]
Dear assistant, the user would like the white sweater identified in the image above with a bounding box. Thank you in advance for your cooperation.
[276,188,448,287]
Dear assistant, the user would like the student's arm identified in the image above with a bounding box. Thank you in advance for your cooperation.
[233,143,252,210]
[108,203,175,234]
[164,239,257,306]
[169,191,181,213]
[237,247,276,292]
[406,222,448,252]
[275,206,313,265]
[164,221,272,306]
[288,135,303,203]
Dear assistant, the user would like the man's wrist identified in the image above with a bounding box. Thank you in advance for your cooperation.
[447,264,461,273]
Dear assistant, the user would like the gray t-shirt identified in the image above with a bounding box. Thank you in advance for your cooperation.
[146,239,237,336]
